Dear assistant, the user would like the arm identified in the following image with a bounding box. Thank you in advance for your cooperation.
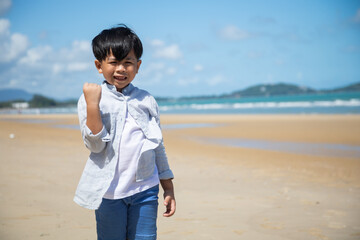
[83,83,103,134]
[154,140,175,217]
[150,95,176,216]
[160,179,176,217]
[78,83,109,153]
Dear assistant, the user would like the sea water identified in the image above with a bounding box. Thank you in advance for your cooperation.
[158,92,360,114]
[1,92,359,115]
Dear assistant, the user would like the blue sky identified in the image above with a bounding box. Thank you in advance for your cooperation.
[0,0,359,99]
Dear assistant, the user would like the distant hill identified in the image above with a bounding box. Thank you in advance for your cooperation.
[321,82,360,93]
[172,81,360,101]
[227,83,316,98]
[1,82,360,104]
[0,89,77,107]
[0,89,33,102]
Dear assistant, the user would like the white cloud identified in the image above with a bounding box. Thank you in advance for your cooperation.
[18,40,92,74]
[150,39,165,47]
[66,62,92,72]
[177,77,199,86]
[194,64,203,72]
[0,0,11,15]
[138,62,178,86]
[18,45,52,65]
[1,37,94,98]
[0,17,95,99]
[219,25,251,40]
[52,63,63,74]
[57,40,92,62]
[140,62,165,76]
[153,44,182,60]
[148,39,183,60]
[0,18,10,34]
[166,67,177,75]
[0,19,29,63]
[8,78,17,87]
[72,40,91,52]
[137,72,164,86]
[208,75,225,86]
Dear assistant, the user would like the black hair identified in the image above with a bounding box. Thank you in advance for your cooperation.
[92,24,143,62]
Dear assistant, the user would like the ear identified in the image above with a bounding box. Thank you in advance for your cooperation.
[136,60,142,73]
[95,60,103,74]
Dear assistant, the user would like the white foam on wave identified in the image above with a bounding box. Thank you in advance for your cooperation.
[159,99,360,111]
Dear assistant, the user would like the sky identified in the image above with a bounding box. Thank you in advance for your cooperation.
[0,0,360,99]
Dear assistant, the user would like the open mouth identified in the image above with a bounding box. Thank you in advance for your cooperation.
[114,76,127,81]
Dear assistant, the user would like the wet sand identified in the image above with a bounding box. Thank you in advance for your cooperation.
[0,114,359,240]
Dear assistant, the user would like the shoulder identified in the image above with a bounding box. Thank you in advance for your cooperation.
[132,85,152,97]
[131,86,157,103]
[130,86,159,116]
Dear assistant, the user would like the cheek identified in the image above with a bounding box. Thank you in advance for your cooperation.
[134,65,140,73]
[128,66,137,74]
[104,67,114,75]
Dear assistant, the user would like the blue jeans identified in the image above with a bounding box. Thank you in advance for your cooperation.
[95,185,159,240]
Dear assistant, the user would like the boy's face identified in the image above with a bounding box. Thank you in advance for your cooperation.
[95,49,141,92]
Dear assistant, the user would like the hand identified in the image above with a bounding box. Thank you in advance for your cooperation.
[160,179,176,217]
[83,83,101,106]
[163,190,176,217]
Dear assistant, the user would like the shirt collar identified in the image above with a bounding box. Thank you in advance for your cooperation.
[122,83,134,95]
[103,81,135,96]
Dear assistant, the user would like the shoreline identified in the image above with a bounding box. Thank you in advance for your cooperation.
[1,113,359,158]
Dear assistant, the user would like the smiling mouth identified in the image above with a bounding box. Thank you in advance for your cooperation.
[114,76,127,81]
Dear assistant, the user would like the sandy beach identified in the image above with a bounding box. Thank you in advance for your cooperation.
[0,114,359,240]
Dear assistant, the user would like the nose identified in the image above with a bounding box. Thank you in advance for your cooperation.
[116,64,126,72]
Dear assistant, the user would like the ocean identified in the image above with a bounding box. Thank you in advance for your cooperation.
[1,92,360,115]
[158,92,360,114]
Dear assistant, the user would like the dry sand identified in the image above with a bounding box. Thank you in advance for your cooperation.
[0,114,359,240]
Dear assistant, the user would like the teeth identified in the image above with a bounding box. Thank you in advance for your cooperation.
[115,76,126,80]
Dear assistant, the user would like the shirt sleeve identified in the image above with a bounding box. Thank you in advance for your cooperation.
[77,94,110,153]
[150,96,174,179]
[154,140,174,179]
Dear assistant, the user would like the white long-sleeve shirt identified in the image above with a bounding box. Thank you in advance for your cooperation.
[103,111,159,199]
[74,82,174,210]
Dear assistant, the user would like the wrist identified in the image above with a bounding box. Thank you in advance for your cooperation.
[86,102,100,108]
[160,179,174,193]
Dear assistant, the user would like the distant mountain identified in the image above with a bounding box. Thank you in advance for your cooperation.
[1,82,360,104]
[227,83,316,98]
[322,82,360,93]
[0,88,33,102]
[172,82,360,101]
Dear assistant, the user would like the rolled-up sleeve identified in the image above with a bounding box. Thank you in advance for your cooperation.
[154,140,174,180]
[77,95,110,153]
[83,125,110,153]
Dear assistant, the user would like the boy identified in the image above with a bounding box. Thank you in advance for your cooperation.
[74,24,175,240]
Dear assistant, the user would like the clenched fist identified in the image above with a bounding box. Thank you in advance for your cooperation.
[83,83,102,106]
